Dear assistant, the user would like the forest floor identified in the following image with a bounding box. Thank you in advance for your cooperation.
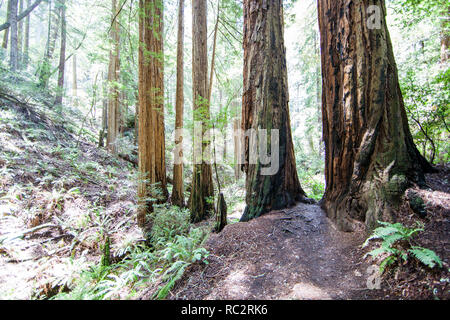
[0,85,448,300]
[170,203,382,300]
[171,168,449,300]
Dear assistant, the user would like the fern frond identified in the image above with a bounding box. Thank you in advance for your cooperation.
[408,246,443,268]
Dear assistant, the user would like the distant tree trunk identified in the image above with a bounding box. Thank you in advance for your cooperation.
[23,0,30,68]
[2,0,11,49]
[240,0,307,222]
[17,0,23,67]
[9,0,18,71]
[188,0,214,223]
[171,0,185,208]
[233,117,242,181]
[137,0,168,229]
[317,0,434,232]
[72,54,77,98]
[106,0,120,154]
[207,0,220,103]
[441,4,449,63]
[55,0,66,106]
[39,0,60,88]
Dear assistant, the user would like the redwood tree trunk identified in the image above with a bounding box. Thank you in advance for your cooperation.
[318,0,434,232]
[188,0,214,223]
[171,0,185,208]
[106,0,120,154]
[137,0,168,229]
[240,0,307,222]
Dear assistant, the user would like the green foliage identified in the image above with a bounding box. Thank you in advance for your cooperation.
[364,221,443,273]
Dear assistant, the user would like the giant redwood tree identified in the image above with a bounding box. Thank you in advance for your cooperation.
[318,0,434,232]
[240,0,308,222]
[137,0,168,229]
[188,0,214,223]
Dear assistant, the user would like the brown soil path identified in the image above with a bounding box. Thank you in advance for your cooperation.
[171,203,383,300]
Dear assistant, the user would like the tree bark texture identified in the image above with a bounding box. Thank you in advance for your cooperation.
[55,0,66,106]
[188,0,214,223]
[317,0,434,232]
[240,0,307,222]
[106,0,121,154]
[171,0,185,208]
[9,0,18,71]
[137,0,168,229]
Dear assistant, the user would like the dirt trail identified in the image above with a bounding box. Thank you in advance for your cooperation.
[172,203,382,300]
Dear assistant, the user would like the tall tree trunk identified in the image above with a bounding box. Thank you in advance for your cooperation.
[240,0,307,222]
[55,0,66,106]
[39,0,60,88]
[208,0,220,103]
[441,4,449,63]
[72,54,78,98]
[17,0,23,67]
[137,0,168,229]
[9,0,18,71]
[233,117,242,181]
[23,0,30,68]
[171,0,185,208]
[106,0,121,154]
[188,0,214,223]
[2,0,11,49]
[317,0,434,232]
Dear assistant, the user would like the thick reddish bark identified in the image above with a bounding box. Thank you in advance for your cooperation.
[318,0,434,231]
[137,0,167,229]
[240,0,308,222]
[188,0,214,223]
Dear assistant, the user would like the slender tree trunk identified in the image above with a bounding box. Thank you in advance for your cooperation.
[39,0,60,88]
[171,0,185,208]
[233,117,242,181]
[441,4,449,63]
[2,0,11,49]
[72,54,77,98]
[23,0,30,68]
[55,0,66,106]
[137,0,168,229]
[208,0,220,103]
[240,0,307,222]
[106,0,121,154]
[9,0,18,71]
[189,0,214,223]
[317,0,434,232]
[17,0,23,67]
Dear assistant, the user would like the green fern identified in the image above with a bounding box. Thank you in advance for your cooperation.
[364,221,442,273]
[408,246,443,269]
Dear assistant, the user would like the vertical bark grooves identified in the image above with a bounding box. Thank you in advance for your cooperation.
[189,0,214,223]
[137,0,168,229]
[107,0,120,154]
[318,0,434,232]
[171,0,185,207]
[240,0,307,222]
